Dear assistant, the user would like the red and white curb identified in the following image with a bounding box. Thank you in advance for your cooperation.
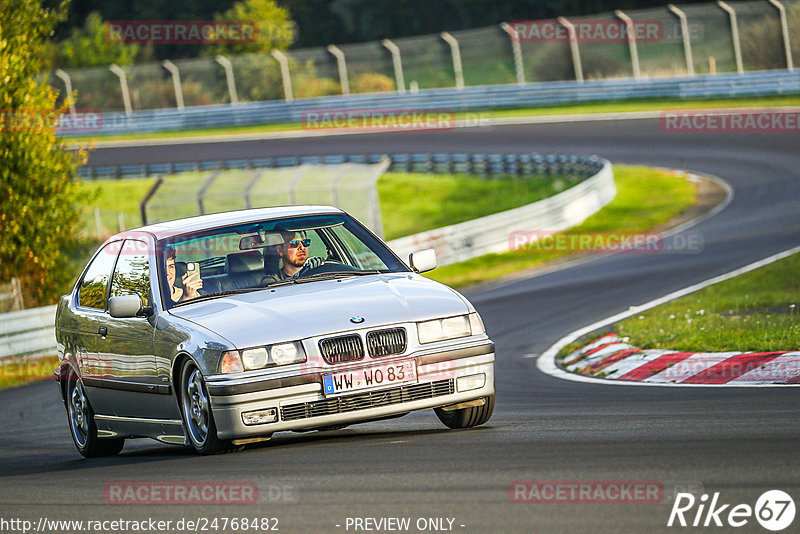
[534,243,800,387]
[562,333,800,385]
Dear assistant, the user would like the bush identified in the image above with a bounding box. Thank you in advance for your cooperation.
[205,0,294,57]
[294,75,341,98]
[291,59,341,98]
[232,54,286,102]
[131,79,215,109]
[350,72,395,93]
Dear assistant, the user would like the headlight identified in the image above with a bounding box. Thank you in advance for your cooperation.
[225,341,306,372]
[241,347,268,370]
[417,315,471,343]
[270,342,305,366]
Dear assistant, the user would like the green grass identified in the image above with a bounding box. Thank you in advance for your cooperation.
[78,171,581,242]
[378,172,580,241]
[0,356,59,389]
[614,252,800,353]
[486,95,800,118]
[68,94,800,143]
[428,165,696,288]
[79,178,156,237]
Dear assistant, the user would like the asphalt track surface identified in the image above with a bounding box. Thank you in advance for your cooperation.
[2,119,799,533]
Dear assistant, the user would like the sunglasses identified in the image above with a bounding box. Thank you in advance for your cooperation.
[286,238,311,248]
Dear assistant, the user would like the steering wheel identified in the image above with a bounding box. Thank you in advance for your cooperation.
[296,260,359,277]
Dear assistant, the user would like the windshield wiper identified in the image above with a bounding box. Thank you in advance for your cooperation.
[297,270,381,282]
[267,270,382,288]
[173,287,263,306]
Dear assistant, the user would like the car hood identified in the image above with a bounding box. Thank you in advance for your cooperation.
[169,274,470,349]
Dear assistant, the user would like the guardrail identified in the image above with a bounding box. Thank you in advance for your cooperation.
[64,70,800,138]
[78,152,604,181]
[0,305,57,361]
[387,159,615,266]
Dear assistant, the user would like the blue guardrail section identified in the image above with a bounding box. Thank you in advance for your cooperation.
[64,70,800,138]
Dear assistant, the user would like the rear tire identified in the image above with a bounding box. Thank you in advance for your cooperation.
[434,395,495,429]
[179,359,239,455]
[67,377,124,457]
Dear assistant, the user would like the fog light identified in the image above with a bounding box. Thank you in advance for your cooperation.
[242,408,278,426]
[456,373,486,392]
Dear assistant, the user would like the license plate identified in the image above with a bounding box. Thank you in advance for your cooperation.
[322,361,417,395]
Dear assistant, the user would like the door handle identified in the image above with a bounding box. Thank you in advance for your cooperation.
[98,326,108,336]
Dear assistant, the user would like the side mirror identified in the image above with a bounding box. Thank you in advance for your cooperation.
[108,295,144,318]
[409,249,437,273]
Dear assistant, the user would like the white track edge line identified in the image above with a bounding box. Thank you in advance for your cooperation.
[79,110,677,149]
[534,243,800,388]
[82,106,800,149]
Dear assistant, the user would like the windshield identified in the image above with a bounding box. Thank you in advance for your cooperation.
[157,213,408,309]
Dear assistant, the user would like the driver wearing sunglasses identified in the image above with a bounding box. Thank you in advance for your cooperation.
[271,230,325,280]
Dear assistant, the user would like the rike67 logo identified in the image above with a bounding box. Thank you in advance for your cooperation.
[668,490,795,531]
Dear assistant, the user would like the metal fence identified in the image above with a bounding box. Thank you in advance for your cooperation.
[50,0,799,116]
[80,153,604,241]
[62,69,800,136]
[80,152,604,181]
[140,158,390,237]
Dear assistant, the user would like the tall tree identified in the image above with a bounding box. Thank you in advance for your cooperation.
[205,0,294,57]
[0,0,90,305]
[56,11,138,68]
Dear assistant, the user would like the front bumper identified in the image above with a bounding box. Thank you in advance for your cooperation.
[206,341,495,440]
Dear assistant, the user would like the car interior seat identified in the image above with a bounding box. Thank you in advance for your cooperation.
[223,251,265,290]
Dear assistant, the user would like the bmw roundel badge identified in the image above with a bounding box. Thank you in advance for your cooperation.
[350,316,365,324]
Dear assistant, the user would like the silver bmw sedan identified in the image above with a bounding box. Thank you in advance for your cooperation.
[55,206,495,456]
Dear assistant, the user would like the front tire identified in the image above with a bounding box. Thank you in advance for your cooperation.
[67,377,124,457]
[179,359,238,455]
[434,395,495,429]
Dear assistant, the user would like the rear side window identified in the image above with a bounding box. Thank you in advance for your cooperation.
[79,242,120,309]
[109,240,151,308]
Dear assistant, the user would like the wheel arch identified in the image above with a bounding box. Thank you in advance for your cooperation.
[171,351,196,407]
[56,358,81,405]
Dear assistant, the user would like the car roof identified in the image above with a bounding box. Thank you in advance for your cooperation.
[119,205,344,240]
